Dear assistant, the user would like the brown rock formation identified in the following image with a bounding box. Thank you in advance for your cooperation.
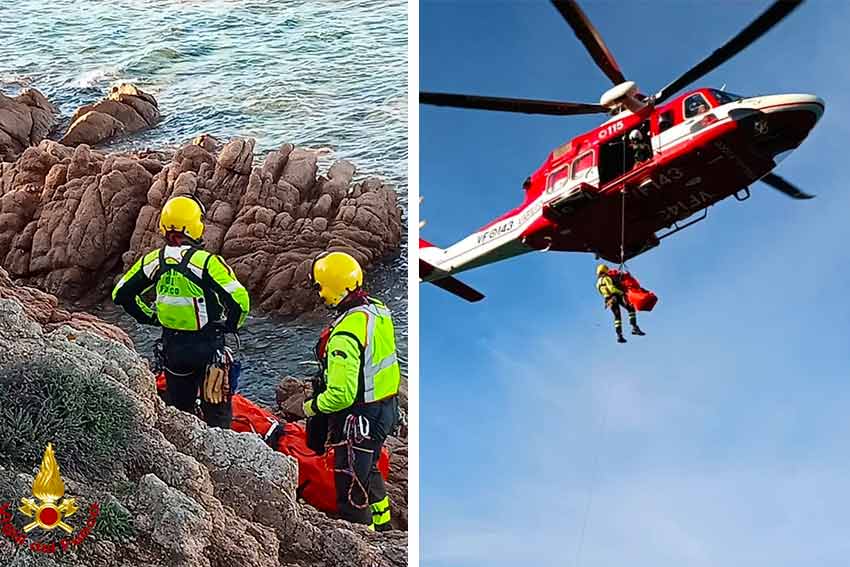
[60,83,161,147]
[0,141,155,300]
[125,137,402,314]
[0,265,132,347]
[0,88,58,161]
[0,135,402,314]
[0,268,407,566]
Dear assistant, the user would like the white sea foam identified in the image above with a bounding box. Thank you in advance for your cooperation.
[0,74,33,87]
[74,68,117,88]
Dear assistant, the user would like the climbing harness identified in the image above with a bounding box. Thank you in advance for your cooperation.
[326,414,373,510]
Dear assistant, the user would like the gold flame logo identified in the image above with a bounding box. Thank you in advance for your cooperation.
[18,444,77,533]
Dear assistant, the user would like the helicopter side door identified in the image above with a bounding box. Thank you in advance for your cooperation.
[598,120,652,186]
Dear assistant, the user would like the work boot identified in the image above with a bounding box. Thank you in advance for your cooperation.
[617,332,627,344]
[631,326,646,336]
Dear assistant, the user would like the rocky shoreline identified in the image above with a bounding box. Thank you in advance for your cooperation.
[0,85,403,315]
[0,84,408,566]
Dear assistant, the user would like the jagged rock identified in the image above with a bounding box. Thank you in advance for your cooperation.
[0,265,132,347]
[1,90,401,316]
[60,83,160,148]
[60,110,126,147]
[384,437,409,531]
[0,268,407,566]
[135,473,214,567]
[0,140,152,300]
[275,376,312,422]
[124,139,402,315]
[192,134,219,153]
[0,88,58,161]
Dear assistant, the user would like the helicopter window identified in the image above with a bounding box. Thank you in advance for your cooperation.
[547,165,570,193]
[572,151,594,179]
[711,89,745,105]
[658,110,674,133]
[683,93,711,118]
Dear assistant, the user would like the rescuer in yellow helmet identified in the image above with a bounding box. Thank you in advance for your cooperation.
[596,263,645,343]
[302,250,400,531]
[112,194,250,427]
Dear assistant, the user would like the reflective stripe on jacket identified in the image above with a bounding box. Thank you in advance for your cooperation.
[316,298,400,414]
[112,245,250,332]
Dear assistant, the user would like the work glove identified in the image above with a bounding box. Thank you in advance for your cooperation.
[303,398,318,418]
[203,364,229,404]
[605,296,616,309]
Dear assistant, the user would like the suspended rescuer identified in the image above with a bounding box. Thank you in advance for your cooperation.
[596,263,645,343]
[112,195,250,427]
[302,251,400,531]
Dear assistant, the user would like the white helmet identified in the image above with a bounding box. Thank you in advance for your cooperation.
[628,129,643,142]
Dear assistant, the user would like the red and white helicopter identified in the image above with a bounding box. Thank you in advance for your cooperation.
[419,0,824,302]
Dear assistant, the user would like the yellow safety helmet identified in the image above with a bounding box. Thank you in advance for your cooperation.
[596,263,608,276]
[159,195,205,241]
[311,251,363,307]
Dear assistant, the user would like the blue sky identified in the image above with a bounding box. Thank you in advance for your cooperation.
[419,2,850,566]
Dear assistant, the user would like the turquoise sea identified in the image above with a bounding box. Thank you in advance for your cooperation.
[1,0,408,405]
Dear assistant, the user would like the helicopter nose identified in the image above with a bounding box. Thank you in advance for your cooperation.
[734,93,824,162]
[786,94,825,122]
[746,93,825,121]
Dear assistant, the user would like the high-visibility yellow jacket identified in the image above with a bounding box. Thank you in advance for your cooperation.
[112,245,249,332]
[311,298,400,415]
[596,274,624,299]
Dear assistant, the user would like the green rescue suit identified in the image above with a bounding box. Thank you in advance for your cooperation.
[307,295,400,530]
[112,245,250,426]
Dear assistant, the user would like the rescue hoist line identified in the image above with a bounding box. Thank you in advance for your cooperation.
[574,374,614,567]
[618,138,628,271]
[619,187,626,270]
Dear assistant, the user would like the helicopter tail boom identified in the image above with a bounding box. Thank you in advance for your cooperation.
[419,239,485,302]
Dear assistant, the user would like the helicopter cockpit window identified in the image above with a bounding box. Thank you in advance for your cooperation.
[547,165,570,194]
[658,110,674,133]
[683,93,711,119]
[571,151,594,180]
[711,89,745,105]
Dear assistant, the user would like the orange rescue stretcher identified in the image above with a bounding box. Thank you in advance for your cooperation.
[607,269,658,311]
[155,373,390,514]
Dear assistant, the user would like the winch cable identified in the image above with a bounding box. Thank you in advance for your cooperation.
[618,138,628,271]
[574,373,614,567]
[619,187,627,270]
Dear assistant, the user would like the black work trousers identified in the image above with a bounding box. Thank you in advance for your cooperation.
[162,328,232,429]
[608,294,638,331]
[330,397,397,526]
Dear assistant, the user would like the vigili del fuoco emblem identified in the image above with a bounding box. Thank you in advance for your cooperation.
[18,443,78,533]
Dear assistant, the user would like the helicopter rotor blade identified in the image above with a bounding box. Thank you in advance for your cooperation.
[761,172,814,200]
[653,0,804,104]
[420,92,607,116]
[550,0,626,86]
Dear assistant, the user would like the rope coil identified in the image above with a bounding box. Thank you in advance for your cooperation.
[326,414,373,509]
